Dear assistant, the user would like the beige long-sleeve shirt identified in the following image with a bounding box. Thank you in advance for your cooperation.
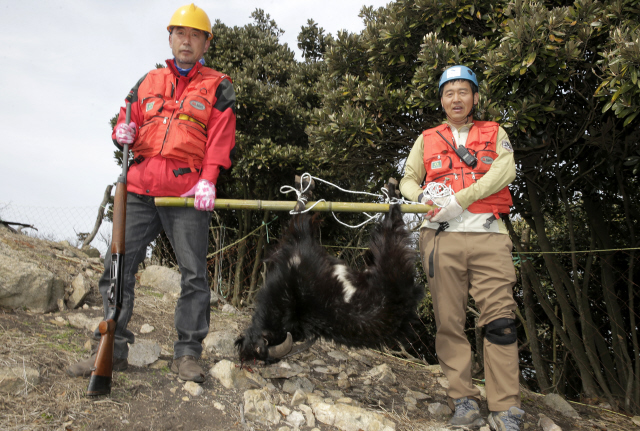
[400,120,516,234]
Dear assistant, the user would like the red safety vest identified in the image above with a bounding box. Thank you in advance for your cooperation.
[133,66,229,172]
[422,121,512,218]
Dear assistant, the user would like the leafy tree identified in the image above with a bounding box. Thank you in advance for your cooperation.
[306,0,640,412]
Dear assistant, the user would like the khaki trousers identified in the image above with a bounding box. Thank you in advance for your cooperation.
[419,228,521,411]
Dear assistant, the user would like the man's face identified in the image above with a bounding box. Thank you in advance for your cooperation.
[169,26,210,69]
[440,80,479,126]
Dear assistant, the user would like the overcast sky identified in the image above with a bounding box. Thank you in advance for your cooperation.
[0,0,391,212]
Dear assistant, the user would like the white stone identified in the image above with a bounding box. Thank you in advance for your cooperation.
[538,413,562,431]
[542,393,580,418]
[243,389,280,425]
[128,339,161,367]
[299,404,316,427]
[67,313,102,333]
[313,402,396,431]
[138,265,181,295]
[0,246,64,313]
[210,360,265,390]
[291,389,307,406]
[140,323,154,334]
[328,350,349,361]
[183,381,203,397]
[203,330,237,357]
[213,401,225,410]
[286,410,306,429]
[277,405,292,416]
[0,366,40,395]
[427,402,452,418]
[367,363,396,385]
[67,273,91,309]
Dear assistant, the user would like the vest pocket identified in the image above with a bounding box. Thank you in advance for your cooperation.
[424,155,452,182]
[174,122,207,160]
[182,95,211,125]
[474,149,499,171]
[136,116,168,157]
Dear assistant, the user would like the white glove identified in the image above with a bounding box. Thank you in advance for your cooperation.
[181,179,216,211]
[428,196,463,223]
[114,121,137,145]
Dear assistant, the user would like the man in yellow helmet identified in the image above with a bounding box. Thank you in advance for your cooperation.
[66,4,236,383]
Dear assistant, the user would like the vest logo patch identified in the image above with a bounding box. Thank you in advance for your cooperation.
[145,101,154,112]
[431,160,442,169]
[502,139,514,153]
[481,156,494,164]
[190,100,206,110]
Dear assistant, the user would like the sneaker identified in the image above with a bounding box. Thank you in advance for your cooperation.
[66,354,128,378]
[171,355,205,383]
[488,406,525,431]
[449,397,486,427]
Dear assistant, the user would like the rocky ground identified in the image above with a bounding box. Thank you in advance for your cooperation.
[1,226,638,431]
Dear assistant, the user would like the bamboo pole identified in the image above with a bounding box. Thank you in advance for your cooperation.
[154,197,434,213]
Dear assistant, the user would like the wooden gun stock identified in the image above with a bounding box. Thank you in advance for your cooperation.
[86,320,116,395]
[87,102,130,397]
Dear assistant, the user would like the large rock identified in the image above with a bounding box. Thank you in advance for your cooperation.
[128,339,161,367]
[0,245,64,313]
[0,366,40,395]
[138,265,181,295]
[203,330,237,357]
[67,273,91,309]
[210,359,266,390]
[67,313,102,333]
[312,401,396,431]
[243,388,281,425]
[542,393,580,418]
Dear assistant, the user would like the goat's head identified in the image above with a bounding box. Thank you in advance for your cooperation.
[235,330,293,363]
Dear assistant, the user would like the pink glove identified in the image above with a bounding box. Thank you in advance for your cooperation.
[427,196,463,223]
[181,179,216,211]
[115,121,137,145]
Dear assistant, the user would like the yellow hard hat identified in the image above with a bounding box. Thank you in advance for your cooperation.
[167,4,212,40]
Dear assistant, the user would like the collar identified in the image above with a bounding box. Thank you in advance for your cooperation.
[443,119,474,132]
[165,59,202,79]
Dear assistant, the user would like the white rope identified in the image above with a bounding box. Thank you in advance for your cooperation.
[280,172,420,228]
[423,182,455,207]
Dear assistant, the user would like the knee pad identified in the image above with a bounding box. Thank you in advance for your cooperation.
[485,318,517,345]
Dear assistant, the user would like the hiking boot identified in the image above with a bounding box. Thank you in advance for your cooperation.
[488,406,525,431]
[449,397,486,428]
[171,355,205,383]
[66,354,128,378]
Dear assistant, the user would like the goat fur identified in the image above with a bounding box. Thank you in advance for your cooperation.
[235,205,424,363]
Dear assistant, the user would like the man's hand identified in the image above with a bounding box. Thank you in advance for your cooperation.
[115,122,137,145]
[181,179,216,211]
[427,196,463,223]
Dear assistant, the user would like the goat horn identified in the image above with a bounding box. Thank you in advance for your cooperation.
[268,332,293,358]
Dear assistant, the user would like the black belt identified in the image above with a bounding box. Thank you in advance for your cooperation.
[173,167,200,177]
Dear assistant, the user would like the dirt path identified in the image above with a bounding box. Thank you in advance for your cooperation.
[0,285,633,431]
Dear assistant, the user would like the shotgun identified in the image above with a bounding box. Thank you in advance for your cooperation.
[87,102,131,396]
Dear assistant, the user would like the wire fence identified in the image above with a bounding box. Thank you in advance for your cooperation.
[1,201,639,413]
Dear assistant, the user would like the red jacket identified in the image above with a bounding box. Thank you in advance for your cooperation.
[422,121,512,217]
[112,60,236,197]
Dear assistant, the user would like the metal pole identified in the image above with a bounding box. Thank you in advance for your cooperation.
[154,197,433,213]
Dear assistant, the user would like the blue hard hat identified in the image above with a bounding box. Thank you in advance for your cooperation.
[438,65,478,89]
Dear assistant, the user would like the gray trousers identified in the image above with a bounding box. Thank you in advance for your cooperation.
[95,192,211,360]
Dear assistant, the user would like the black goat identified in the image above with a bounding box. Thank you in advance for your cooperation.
[235,204,424,363]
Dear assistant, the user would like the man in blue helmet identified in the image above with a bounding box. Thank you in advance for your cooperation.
[400,65,524,431]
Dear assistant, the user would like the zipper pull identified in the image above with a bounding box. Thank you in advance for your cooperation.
[163,117,168,124]
[454,173,458,180]
[471,172,476,180]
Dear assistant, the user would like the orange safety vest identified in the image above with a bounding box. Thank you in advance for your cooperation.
[422,121,513,218]
[134,67,229,172]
